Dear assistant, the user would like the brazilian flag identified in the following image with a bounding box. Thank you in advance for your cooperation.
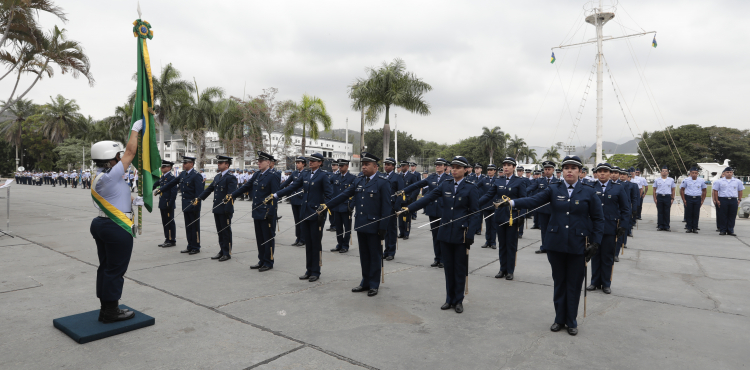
[130,19,160,214]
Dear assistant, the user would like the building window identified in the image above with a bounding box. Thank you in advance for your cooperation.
[165,154,170,158]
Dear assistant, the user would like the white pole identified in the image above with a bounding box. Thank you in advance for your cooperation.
[394,113,398,163]
[595,1,604,165]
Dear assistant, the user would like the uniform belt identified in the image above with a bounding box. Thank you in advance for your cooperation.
[687,196,700,198]
[99,210,133,219]
[718,197,737,199]
[657,194,670,196]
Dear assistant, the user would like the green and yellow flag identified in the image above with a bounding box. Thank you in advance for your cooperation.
[131,19,160,213]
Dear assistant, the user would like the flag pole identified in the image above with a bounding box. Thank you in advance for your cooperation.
[136,2,143,235]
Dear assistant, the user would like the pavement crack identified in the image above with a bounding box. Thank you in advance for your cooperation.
[243,344,306,369]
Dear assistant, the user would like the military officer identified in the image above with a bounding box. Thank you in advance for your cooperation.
[632,168,648,220]
[680,167,706,233]
[154,160,178,248]
[397,160,413,239]
[322,152,391,296]
[325,160,339,232]
[196,155,238,261]
[555,168,562,179]
[382,157,404,261]
[409,162,421,220]
[514,166,529,237]
[531,170,542,229]
[653,166,676,231]
[274,153,333,282]
[329,159,356,253]
[281,156,308,246]
[713,167,744,236]
[502,155,603,335]
[534,161,560,254]
[400,155,481,313]
[154,155,204,254]
[476,164,498,249]
[618,169,639,255]
[585,163,630,294]
[399,158,450,267]
[479,157,527,280]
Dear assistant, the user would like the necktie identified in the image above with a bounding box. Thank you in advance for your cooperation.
[365,176,370,185]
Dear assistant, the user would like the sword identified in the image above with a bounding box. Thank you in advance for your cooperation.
[332,213,397,238]
[164,202,193,227]
[261,212,318,246]
[412,204,495,236]
[186,199,229,228]
[494,203,551,226]
[417,218,441,228]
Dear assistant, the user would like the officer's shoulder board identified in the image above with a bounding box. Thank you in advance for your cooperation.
[378,174,387,180]
[582,182,595,188]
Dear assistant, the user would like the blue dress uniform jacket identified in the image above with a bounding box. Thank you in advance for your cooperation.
[159,169,204,213]
[409,179,481,244]
[592,181,631,235]
[155,172,178,210]
[199,172,238,214]
[513,181,604,253]
[478,175,527,274]
[281,170,305,206]
[233,169,281,267]
[330,171,357,251]
[403,173,449,218]
[478,175,528,224]
[383,171,404,257]
[330,172,356,213]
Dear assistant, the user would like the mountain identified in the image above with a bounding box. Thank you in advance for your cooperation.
[571,139,641,159]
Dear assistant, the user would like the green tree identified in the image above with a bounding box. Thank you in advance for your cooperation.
[438,136,491,170]
[0,97,36,167]
[363,128,424,164]
[543,146,561,162]
[38,94,84,143]
[351,58,432,162]
[520,147,537,163]
[0,0,66,52]
[506,135,526,160]
[288,94,332,156]
[151,63,194,154]
[172,80,224,168]
[20,115,56,170]
[52,137,88,171]
[635,125,711,177]
[607,154,638,169]
[478,126,505,164]
[705,126,750,176]
[102,102,132,143]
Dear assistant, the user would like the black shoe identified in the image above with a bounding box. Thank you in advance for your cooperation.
[403,236,409,240]
[637,217,642,220]
[298,242,306,247]
[531,226,540,229]
[686,230,692,233]
[490,245,496,249]
[505,274,514,280]
[664,229,670,232]
[367,289,378,297]
[218,255,230,262]
[339,249,349,253]
[180,249,191,253]
[682,220,687,222]
[656,228,662,231]
[586,285,598,291]
[441,303,453,310]
[729,232,737,236]
[438,263,444,268]
[162,242,176,248]
[495,271,507,279]
[475,231,481,235]
[431,261,440,267]
[250,264,262,269]
[330,246,341,252]
[385,256,394,261]
[259,266,271,272]
[291,241,300,246]
[309,276,319,282]
[603,287,611,294]
[101,304,135,324]
[188,249,200,255]
[157,242,167,247]
[614,256,619,262]
[518,235,523,239]
[550,323,563,332]
[454,303,463,313]
[481,244,489,248]
[697,228,701,230]
[628,232,633,237]
[535,249,546,254]
[352,286,367,292]
[211,253,223,260]
[398,234,404,239]
[720,232,727,235]
[567,327,578,336]
[98,307,131,322]
[693,230,699,234]
[299,274,310,280]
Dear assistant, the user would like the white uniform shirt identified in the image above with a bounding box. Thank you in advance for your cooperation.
[680,177,706,197]
[713,178,745,198]
[94,164,132,213]
[653,177,675,195]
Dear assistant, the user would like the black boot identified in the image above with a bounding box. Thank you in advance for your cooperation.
[100,300,135,323]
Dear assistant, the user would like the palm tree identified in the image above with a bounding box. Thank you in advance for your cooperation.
[171,80,224,168]
[0,26,93,117]
[151,63,194,154]
[521,147,537,163]
[543,146,561,162]
[288,94,332,156]
[350,58,432,161]
[348,80,379,154]
[478,126,505,164]
[507,135,527,160]
[102,102,133,143]
[0,98,35,167]
[0,0,66,50]
[38,94,83,143]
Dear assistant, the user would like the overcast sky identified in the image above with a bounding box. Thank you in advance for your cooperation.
[4,0,748,149]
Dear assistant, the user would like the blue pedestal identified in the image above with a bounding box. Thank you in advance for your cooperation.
[53,305,155,344]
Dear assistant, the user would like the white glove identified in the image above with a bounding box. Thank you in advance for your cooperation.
[131,119,144,133]
[153,189,160,196]
[133,196,145,206]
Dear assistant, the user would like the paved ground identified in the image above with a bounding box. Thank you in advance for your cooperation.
[1,184,749,370]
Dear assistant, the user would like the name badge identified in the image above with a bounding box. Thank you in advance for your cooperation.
[445,192,452,195]
[575,200,580,204]
[608,195,611,198]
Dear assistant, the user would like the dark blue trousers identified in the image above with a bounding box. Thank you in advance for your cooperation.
[91,217,133,302]
[333,211,352,250]
[533,212,540,228]
[253,218,274,266]
[685,196,702,230]
[517,211,525,236]
[215,213,233,257]
[717,197,739,233]
[291,205,304,244]
[429,216,441,263]
[357,232,382,289]
[184,211,201,251]
[592,234,615,288]
[300,219,322,276]
[547,250,586,328]
[497,223,518,274]
[384,214,398,257]
[483,209,496,246]
[538,213,551,251]
[656,195,672,229]
[398,211,411,237]
[440,241,468,305]
[160,208,176,243]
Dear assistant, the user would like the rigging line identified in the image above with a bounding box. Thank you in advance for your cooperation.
[549,25,589,154]
[566,60,597,148]
[559,9,586,47]
[621,30,689,174]
[616,2,646,32]
[602,56,660,171]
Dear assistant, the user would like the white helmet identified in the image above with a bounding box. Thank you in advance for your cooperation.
[91,141,125,161]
